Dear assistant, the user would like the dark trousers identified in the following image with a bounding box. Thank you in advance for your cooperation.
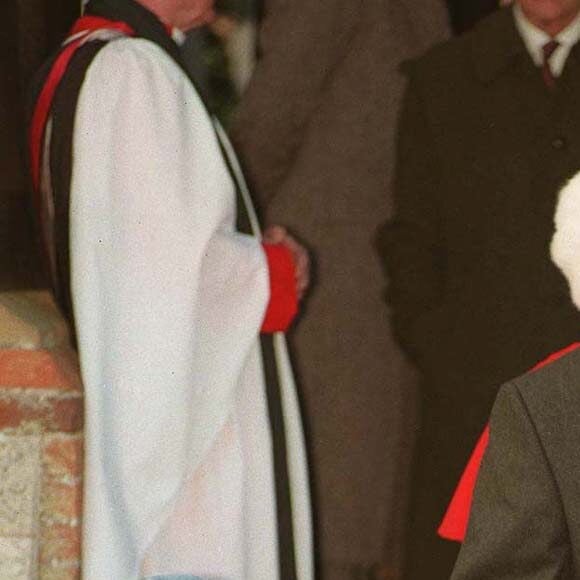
[402,389,494,580]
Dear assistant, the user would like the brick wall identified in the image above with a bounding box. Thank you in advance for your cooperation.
[0,291,83,579]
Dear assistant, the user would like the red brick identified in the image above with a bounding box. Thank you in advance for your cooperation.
[40,436,84,576]
[0,392,83,431]
[0,397,25,429]
[41,478,83,527]
[46,397,84,433]
[39,561,81,580]
[40,522,82,565]
[43,436,83,481]
[0,350,81,390]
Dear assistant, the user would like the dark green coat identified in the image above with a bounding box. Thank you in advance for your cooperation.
[376,6,580,579]
[452,347,580,580]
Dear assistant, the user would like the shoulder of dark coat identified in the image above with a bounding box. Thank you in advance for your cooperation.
[507,346,580,436]
[400,31,462,75]
[401,8,514,87]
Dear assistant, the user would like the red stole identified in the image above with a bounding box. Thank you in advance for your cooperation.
[29,16,135,193]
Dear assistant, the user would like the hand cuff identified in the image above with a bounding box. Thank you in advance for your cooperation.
[261,243,298,333]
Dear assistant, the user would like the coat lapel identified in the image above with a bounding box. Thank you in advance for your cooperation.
[460,7,554,207]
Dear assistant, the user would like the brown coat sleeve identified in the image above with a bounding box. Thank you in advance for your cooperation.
[230,0,363,207]
[398,0,450,51]
[451,383,571,579]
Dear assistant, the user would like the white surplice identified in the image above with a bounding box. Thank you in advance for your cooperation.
[64,36,313,580]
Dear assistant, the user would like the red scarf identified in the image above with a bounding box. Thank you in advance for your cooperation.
[29,16,135,193]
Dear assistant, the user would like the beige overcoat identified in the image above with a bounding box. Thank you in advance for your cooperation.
[232,1,449,576]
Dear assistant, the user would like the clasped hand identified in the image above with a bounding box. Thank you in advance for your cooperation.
[263,225,310,300]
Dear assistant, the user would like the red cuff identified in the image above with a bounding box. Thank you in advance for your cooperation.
[261,243,298,333]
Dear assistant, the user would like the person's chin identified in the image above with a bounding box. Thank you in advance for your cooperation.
[525,0,570,20]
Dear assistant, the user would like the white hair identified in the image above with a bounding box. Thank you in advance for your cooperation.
[551,171,580,309]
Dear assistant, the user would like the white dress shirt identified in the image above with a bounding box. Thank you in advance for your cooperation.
[514,4,580,77]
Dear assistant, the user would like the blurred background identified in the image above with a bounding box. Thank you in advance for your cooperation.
[0,0,500,295]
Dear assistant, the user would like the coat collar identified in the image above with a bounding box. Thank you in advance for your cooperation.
[471,6,530,84]
[83,0,214,109]
[84,0,183,66]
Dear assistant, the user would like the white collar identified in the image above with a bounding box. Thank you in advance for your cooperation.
[514,4,580,75]
[171,27,187,46]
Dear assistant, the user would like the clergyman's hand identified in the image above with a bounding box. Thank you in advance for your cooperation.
[263,225,310,300]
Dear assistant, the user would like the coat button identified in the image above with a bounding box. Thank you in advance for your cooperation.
[552,136,567,150]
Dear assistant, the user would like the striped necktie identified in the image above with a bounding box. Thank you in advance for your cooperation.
[542,39,560,89]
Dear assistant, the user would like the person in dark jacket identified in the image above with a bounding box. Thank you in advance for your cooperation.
[451,170,580,578]
[450,354,580,580]
[376,1,580,579]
